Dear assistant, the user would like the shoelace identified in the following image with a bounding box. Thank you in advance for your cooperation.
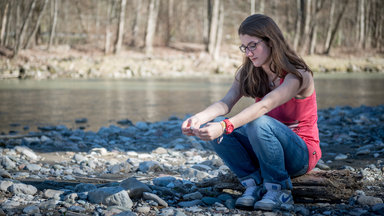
[262,190,279,201]
[242,186,257,196]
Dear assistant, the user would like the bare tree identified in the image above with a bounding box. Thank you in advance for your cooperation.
[114,0,127,54]
[0,0,9,46]
[165,0,174,46]
[300,0,312,54]
[145,0,160,55]
[358,0,365,48]
[213,2,224,60]
[204,0,212,52]
[251,0,255,14]
[309,0,324,55]
[324,0,349,55]
[208,0,220,56]
[25,0,49,49]
[13,0,36,57]
[130,0,142,47]
[259,0,265,14]
[105,0,112,54]
[324,0,335,51]
[48,0,58,51]
[293,0,302,51]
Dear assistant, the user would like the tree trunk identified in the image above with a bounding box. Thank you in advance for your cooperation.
[130,0,142,47]
[324,0,349,55]
[293,0,302,51]
[259,0,265,14]
[114,0,127,54]
[358,0,365,48]
[145,0,160,55]
[0,0,9,46]
[300,0,312,54]
[213,3,224,60]
[204,0,212,52]
[208,0,220,57]
[165,0,173,46]
[309,0,323,55]
[251,0,255,14]
[25,0,48,49]
[324,0,335,51]
[48,0,58,51]
[13,0,36,57]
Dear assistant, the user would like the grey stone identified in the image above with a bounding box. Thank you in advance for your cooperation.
[119,177,152,199]
[0,169,11,178]
[23,205,40,214]
[25,164,41,172]
[202,197,221,205]
[75,183,97,192]
[88,186,133,208]
[9,183,37,195]
[1,156,16,170]
[143,192,168,207]
[0,180,13,191]
[153,176,176,187]
[178,200,203,208]
[136,206,150,213]
[357,195,383,206]
[14,146,39,161]
[68,205,86,212]
[138,161,162,173]
[183,191,203,200]
[39,199,58,210]
[43,189,64,199]
[73,154,87,163]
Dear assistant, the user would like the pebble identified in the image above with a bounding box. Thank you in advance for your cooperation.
[0,105,382,215]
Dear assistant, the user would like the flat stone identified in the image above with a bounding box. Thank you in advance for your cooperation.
[143,192,168,207]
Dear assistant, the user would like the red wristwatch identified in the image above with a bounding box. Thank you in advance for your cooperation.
[223,119,234,134]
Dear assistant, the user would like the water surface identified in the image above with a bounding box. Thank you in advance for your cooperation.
[0,73,383,134]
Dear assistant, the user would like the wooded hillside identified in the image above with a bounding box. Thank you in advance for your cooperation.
[0,0,383,58]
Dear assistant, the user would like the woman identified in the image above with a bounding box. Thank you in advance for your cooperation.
[181,14,321,211]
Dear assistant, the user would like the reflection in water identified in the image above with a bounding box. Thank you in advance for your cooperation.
[0,74,383,134]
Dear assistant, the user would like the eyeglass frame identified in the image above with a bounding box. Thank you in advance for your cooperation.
[239,39,264,53]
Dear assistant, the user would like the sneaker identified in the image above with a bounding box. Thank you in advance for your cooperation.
[235,178,263,209]
[254,183,294,211]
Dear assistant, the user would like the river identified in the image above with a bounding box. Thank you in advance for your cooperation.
[0,73,383,134]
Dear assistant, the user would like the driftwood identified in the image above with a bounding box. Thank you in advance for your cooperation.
[196,170,362,203]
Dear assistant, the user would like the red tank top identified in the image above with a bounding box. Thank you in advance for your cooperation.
[257,77,321,173]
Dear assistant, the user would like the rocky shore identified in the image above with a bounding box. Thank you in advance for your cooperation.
[1,47,383,80]
[1,105,384,216]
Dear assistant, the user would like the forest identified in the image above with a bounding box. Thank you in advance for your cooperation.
[0,0,383,59]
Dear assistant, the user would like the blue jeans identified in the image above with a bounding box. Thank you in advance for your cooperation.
[212,115,309,190]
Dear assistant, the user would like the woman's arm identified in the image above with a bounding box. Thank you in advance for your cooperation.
[229,71,313,129]
[196,70,313,140]
[181,77,242,136]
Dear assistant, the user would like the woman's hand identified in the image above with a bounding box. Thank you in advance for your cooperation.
[181,116,202,136]
[196,122,224,141]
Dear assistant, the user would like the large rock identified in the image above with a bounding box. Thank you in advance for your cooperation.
[8,183,37,195]
[0,180,13,191]
[14,146,39,161]
[119,177,152,199]
[88,186,133,208]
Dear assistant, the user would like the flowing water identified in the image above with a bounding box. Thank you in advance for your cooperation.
[0,73,383,134]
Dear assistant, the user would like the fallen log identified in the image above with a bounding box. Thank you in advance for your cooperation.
[196,170,363,203]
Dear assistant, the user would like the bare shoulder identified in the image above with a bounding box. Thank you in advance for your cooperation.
[285,69,314,98]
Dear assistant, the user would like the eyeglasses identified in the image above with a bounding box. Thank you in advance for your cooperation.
[239,40,263,53]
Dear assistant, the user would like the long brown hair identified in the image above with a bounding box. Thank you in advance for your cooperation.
[237,14,312,98]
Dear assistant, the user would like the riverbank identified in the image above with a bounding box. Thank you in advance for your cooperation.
[0,105,383,215]
[1,46,383,80]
